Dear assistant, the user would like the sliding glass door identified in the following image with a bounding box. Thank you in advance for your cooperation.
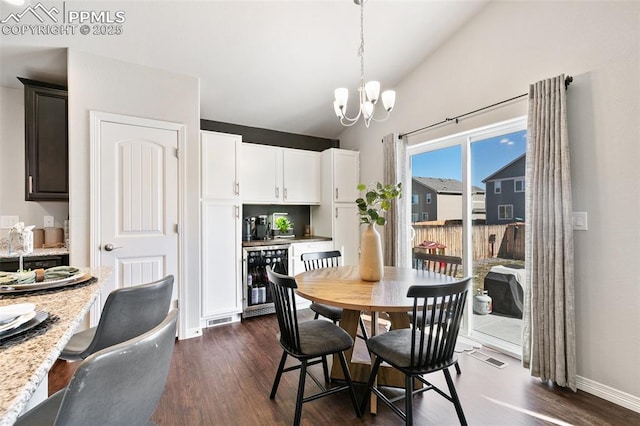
[407,117,526,356]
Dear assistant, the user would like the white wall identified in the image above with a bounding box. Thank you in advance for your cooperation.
[67,50,201,337]
[0,86,69,240]
[339,1,640,405]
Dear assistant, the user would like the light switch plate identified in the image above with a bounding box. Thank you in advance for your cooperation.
[0,216,19,229]
[44,216,54,228]
[573,211,588,231]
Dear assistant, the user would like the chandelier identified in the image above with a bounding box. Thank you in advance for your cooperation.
[333,0,396,127]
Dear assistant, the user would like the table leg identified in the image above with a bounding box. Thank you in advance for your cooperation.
[370,311,378,414]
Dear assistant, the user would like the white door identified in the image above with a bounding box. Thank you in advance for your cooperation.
[95,115,180,313]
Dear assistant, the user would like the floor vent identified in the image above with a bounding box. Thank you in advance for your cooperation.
[468,350,508,368]
[207,317,232,327]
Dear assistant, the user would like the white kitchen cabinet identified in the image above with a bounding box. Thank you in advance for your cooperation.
[200,131,242,323]
[241,143,321,204]
[311,149,361,266]
[290,240,334,276]
[241,143,282,203]
[327,148,360,203]
[282,148,321,204]
[201,131,240,200]
[201,201,242,318]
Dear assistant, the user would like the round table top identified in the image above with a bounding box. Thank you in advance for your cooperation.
[294,265,458,312]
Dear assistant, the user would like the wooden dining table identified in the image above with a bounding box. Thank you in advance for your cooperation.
[0,267,109,426]
[295,265,458,390]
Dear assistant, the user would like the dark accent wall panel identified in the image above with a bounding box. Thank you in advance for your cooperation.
[201,119,339,152]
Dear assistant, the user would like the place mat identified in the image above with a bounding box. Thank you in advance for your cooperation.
[0,276,97,299]
[0,311,50,346]
[0,273,94,295]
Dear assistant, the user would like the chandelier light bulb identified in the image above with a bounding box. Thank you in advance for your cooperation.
[334,88,349,108]
[363,101,374,119]
[333,101,345,118]
[365,81,380,104]
[381,90,396,112]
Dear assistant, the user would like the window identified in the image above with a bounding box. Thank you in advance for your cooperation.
[411,213,419,222]
[498,204,513,220]
[426,193,432,204]
[494,181,502,194]
[421,212,429,221]
[412,194,419,204]
[514,178,525,192]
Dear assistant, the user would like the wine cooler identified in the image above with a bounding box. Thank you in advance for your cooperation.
[242,245,291,318]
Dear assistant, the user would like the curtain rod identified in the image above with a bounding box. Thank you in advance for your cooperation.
[398,75,573,139]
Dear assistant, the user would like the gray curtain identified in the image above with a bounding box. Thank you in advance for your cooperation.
[382,133,410,267]
[523,74,576,391]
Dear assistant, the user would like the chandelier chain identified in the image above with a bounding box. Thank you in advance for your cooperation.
[359,0,365,82]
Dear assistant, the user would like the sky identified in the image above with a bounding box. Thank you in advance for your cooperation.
[411,129,527,189]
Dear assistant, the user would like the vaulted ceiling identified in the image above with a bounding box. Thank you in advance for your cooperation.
[0,0,489,139]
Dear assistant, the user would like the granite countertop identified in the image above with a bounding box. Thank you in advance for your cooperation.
[242,235,331,248]
[0,248,70,260]
[0,267,110,425]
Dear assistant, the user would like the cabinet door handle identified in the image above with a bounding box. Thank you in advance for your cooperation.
[335,208,338,219]
[28,176,33,194]
[335,188,338,200]
[275,187,279,198]
[284,188,287,200]
[235,205,239,218]
[235,182,240,195]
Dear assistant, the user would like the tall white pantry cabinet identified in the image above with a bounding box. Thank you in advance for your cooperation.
[200,131,243,322]
[312,148,361,266]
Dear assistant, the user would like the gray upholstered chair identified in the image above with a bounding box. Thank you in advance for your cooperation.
[361,278,471,425]
[301,250,368,341]
[16,309,178,426]
[59,275,173,361]
[266,267,361,426]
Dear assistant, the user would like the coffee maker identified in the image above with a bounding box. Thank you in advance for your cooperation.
[255,215,269,240]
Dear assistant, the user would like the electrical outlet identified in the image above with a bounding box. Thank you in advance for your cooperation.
[0,216,19,229]
[44,216,55,228]
[573,211,588,231]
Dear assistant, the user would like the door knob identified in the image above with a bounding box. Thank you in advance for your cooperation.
[104,243,122,252]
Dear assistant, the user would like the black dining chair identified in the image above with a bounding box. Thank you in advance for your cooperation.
[59,275,174,361]
[301,250,369,341]
[361,278,471,425]
[410,251,463,375]
[16,309,178,426]
[266,266,361,426]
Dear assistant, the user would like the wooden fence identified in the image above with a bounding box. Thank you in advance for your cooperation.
[412,222,525,260]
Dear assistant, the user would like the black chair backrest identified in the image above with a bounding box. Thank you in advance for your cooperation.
[301,250,342,271]
[412,251,462,277]
[266,267,302,355]
[55,309,178,425]
[407,278,471,370]
[88,275,174,355]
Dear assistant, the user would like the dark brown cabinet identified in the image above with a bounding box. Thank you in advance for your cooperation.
[18,77,69,201]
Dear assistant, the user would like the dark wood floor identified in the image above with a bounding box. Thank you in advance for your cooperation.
[50,309,640,425]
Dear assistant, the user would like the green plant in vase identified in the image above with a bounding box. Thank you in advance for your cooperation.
[355,182,402,281]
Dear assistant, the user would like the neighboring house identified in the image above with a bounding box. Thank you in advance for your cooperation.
[411,177,485,223]
[482,154,525,225]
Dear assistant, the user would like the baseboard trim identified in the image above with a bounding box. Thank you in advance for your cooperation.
[577,375,640,413]
[181,327,203,340]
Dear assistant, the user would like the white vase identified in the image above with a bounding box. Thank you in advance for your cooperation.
[359,223,383,281]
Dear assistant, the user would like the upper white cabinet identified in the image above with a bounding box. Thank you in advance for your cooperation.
[201,131,240,200]
[328,149,360,203]
[282,148,321,204]
[241,143,321,204]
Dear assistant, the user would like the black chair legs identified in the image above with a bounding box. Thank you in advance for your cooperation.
[270,351,288,399]
[337,352,362,418]
[294,360,308,426]
[454,360,462,375]
[443,368,468,426]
